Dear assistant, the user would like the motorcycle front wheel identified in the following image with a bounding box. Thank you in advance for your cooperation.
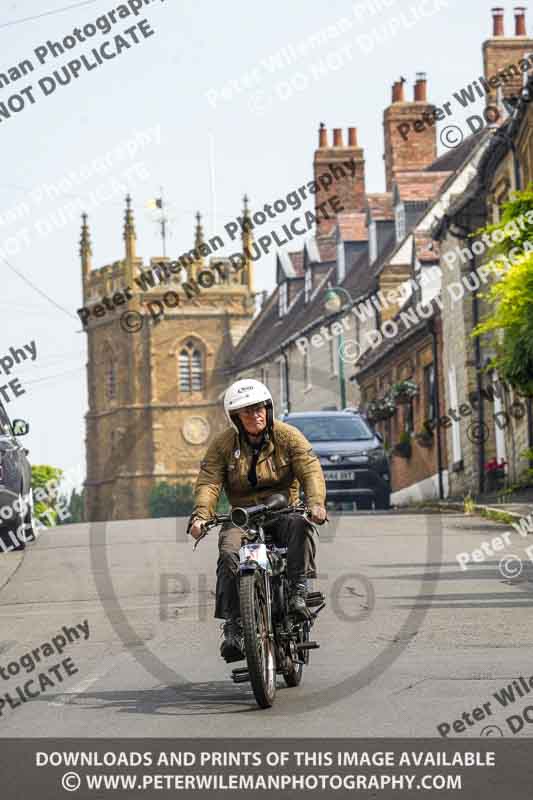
[240,571,276,708]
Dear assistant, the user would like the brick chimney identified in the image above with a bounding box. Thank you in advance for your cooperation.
[483,7,533,105]
[313,122,365,239]
[382,74,437,193]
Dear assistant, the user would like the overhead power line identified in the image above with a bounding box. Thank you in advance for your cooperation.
[0,0,98,31]
[1,256,78,320]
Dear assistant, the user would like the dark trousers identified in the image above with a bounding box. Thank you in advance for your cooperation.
[215,513,317,620]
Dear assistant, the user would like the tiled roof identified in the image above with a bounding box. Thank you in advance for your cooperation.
[337,212,368,242]
[232,265,337,367]
[395,171,451,203]
[425,130,486,173]
[354,299,436,376]
[367,192,394,220]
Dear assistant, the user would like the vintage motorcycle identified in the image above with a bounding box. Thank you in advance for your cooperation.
[194,494,326,709]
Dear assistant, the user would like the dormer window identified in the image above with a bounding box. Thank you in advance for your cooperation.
[278,281,288,317]
[336,240,346,282]
[395,202,406,242]
[369,221,377,264]
[304,269,312,303]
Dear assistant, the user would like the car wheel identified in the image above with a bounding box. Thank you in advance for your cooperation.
[375,489,391,510]
[356,497,373,511]
[0,492,26,551]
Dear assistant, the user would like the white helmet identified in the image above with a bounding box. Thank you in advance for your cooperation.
[224,379,274,434]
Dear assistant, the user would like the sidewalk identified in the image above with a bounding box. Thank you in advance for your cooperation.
[439,487,533,522]
[0,551,25,593]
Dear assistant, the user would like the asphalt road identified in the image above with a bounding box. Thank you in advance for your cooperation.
[0,510,532,738]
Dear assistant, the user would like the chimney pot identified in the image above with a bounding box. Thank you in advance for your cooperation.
[392,80,405,103]
[515,6,527,35]
[348,127,357,146]
[492,6,505,36]
[333,128,343,146]
[414,72,428,102]
[318,122,328,148]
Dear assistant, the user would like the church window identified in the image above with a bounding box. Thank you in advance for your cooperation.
[179,340,203,391]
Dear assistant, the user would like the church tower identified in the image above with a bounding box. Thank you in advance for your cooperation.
[82,197,256,521]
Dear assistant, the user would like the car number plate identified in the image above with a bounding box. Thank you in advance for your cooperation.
[325,470,356,481]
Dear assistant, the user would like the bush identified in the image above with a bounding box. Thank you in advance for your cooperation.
[149,482,194,518]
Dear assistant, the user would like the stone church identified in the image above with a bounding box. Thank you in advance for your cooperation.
[81,197,255,521]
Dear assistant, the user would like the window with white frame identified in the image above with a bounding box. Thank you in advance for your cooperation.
[303,348,311,389]
[337,241,346,282]
[179,340,203,392]
[279,359,288,412]
[278,281,288,317]
[369,221,377,264]
[304,268,312,303]
[395,202,406,242]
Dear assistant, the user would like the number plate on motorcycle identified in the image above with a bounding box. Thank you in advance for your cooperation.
[239,543,268,570]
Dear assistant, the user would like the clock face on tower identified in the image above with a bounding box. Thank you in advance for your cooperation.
[182,416,210,445]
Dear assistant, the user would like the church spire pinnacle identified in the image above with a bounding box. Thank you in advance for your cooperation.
[242,194,254,292]
[80,212,92,279]
[123,195,136,261]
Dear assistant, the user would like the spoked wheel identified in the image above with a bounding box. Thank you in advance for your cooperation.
[240,571,276,708]
[283,621,309,687]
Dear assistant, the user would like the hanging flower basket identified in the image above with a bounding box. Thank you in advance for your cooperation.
[393,432,412,459]
[414,428,433,448]
[391,380,418,405]
[366,397,396,423]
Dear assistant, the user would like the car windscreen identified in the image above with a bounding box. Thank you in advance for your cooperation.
[287,416,374,442]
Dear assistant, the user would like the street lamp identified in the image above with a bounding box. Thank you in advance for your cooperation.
[324,286,354,410]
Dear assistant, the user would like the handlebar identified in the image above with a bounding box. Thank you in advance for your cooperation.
[190,500,315,549]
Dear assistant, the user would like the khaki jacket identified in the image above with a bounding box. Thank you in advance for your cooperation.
[191,420,326,521]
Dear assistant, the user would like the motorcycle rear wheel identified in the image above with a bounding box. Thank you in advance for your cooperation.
[240,571,277,709]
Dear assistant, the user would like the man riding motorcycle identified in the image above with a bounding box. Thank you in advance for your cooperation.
[187,379,327,662]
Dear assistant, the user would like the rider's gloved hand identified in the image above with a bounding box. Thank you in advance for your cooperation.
[188,518,206,540]
[309,504,327,524]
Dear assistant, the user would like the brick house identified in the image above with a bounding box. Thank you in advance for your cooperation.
[432,7,533,497]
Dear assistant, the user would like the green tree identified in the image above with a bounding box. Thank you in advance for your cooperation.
[149,482,231,518]
[31,464,63,526]
[473,185,533,394]
[56,488,85,525]
[149,482,194,518]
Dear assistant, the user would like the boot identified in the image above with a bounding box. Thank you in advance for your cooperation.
[220,618,244,662]
[289,579,309,620]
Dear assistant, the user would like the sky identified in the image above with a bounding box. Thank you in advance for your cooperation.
[0,0,512,483]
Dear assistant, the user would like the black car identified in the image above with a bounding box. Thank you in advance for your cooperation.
[0,401,33,550]
[282,411,391,510]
